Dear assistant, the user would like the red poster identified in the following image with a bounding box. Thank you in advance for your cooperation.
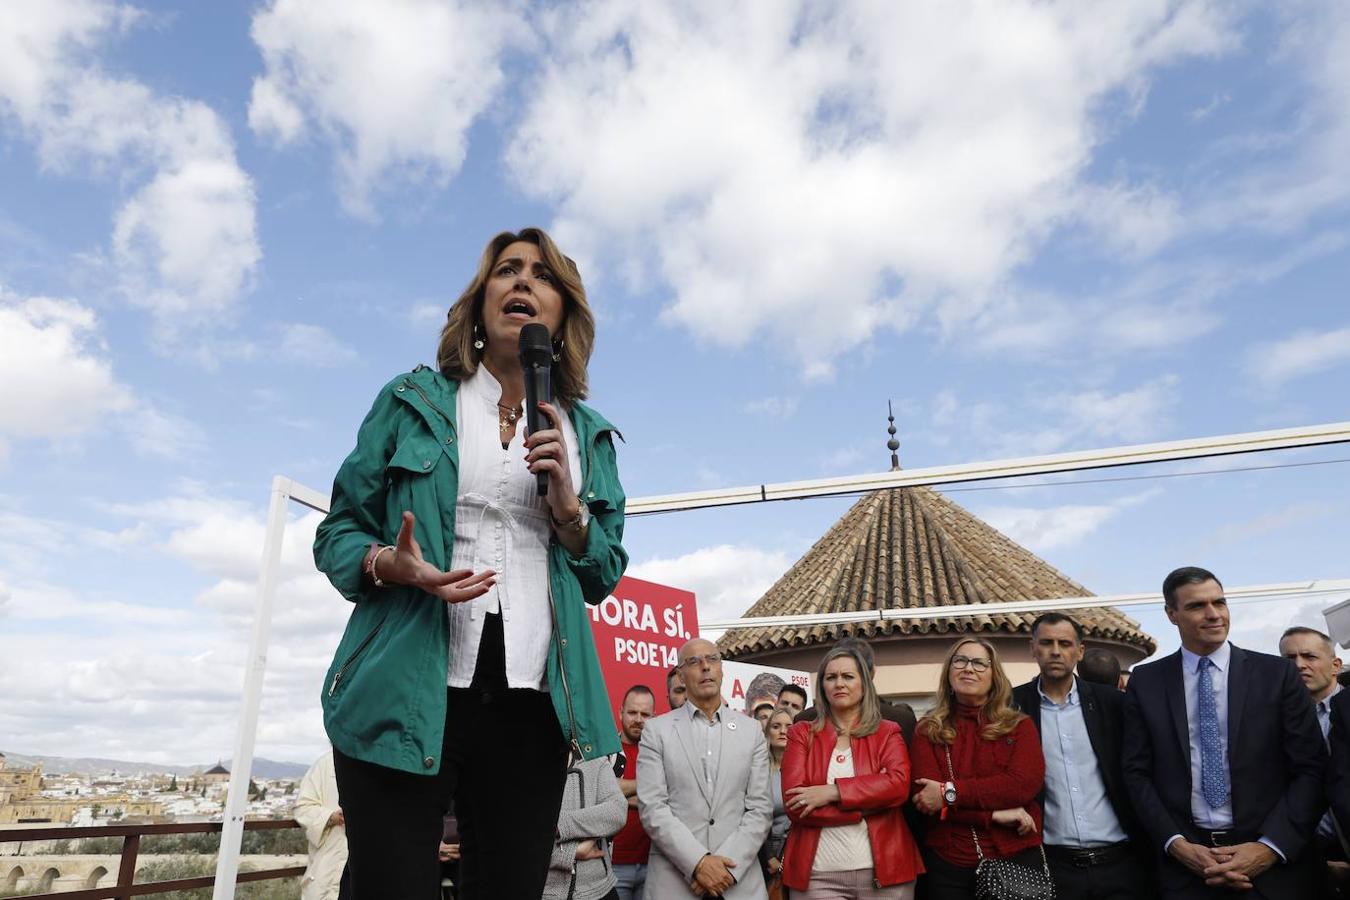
[586,575,697,719]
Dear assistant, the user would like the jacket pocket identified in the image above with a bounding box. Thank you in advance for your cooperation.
[328,621,383,698]
[386,431,445,477]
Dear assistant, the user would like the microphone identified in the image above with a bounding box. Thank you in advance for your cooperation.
[518,322,553,496]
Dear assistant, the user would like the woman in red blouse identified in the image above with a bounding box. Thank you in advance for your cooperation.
[781,643,923,899]
[909,637,1046,900]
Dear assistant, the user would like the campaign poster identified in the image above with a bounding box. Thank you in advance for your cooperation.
[587,575,697,717]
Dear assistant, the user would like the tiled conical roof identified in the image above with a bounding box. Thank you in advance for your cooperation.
[718,485,1155,657]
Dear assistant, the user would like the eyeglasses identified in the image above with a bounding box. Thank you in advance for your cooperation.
[951,655,991,673]
[679,653,722,669]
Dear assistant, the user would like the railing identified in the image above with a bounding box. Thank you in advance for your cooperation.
[0,820,304,899]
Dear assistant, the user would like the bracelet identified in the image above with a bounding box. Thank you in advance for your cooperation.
[366,544,397,588]
[550,502,587,533]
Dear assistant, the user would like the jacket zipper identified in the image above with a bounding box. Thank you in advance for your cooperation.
[401,377,458,442]
[550,426,613,761]
[548,577,584,762]
[328,623,382,697]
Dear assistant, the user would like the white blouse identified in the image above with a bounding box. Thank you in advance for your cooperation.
[812,745,874,873]
[445,365,581,690]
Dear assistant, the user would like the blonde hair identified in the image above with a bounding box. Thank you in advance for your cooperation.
[436,227,595,404]
[917,637,1025,744]
[764,708,794,771]
[812,643,881,737]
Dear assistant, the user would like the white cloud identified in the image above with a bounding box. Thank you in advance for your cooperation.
[978,490,1158,553]
[743,396,799,419]
[628,543,795,628]
[248,0,521,218]
[1248,325,1350,385]
[0,292,133,446]
[275,323,360,365]
[506,0,1236,374]
[0,0,260,330]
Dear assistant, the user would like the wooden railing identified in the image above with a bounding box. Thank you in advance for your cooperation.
[0,819,304,899]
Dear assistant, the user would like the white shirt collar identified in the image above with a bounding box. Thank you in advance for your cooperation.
[1180,640,1231,674]
[685,700,727,724]
[464,363,505,409]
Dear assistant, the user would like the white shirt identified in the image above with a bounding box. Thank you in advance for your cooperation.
[445,365,581,690]
[812,745,872,873]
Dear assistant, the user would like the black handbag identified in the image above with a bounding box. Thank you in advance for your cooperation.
[944,744,1056,900]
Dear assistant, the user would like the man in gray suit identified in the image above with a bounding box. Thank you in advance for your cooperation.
[638,638,772,899]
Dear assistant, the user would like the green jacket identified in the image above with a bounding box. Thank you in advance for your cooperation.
[314,365,627,775]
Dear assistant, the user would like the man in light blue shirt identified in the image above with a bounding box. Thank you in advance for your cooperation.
[1013,612,1147,900]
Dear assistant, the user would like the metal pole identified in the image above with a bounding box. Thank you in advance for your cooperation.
[212,476,292,900]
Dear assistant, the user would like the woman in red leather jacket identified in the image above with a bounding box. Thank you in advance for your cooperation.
[909,637,1046,900]
[781,643,924,899]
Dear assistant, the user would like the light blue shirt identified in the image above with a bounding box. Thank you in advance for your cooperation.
[1037,678,1128,847]
[1315,682,1342,841]
[1166,643,1283,860]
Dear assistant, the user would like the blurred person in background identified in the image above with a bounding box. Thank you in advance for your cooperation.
[1078,647,1124,691]
[613,684,656,900]
[761,708,794,898]
[293,750,349,900]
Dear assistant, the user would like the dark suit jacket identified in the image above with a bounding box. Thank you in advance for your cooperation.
[1122,644,1327,899]
[1327,689,1350,846]
[1011,676,1144,847]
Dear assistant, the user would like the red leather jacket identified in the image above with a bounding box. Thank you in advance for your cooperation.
[781,718,924,890]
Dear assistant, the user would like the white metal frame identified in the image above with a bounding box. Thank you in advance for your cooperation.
[211,422,1350,897]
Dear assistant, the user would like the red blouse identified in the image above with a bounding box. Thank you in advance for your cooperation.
[909,704,1045,867]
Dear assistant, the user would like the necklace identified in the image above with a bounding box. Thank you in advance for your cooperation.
[497,402,522,431]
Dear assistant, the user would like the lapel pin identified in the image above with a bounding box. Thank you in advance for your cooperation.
[727,721,737,731]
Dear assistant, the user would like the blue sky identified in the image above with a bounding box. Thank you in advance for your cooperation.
[1,0,1348,765]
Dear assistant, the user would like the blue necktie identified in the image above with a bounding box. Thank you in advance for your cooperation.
[1198,657,1228,809]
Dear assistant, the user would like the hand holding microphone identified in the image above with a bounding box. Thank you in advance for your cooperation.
[518,323,583,528]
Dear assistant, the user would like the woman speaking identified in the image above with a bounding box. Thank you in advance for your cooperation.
[780,643,924,899]
[313,228,627,899]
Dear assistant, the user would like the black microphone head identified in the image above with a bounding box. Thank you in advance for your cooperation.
[518,322,552,366]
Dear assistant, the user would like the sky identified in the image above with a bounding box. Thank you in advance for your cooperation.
[1,0,1348,767]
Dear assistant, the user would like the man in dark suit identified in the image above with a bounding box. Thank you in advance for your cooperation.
[1012,612,1148,899]
[1123,566,1327,898]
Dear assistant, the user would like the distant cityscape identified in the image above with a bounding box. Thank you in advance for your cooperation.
[0,750,308,828]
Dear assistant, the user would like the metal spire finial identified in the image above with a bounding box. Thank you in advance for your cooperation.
[886,400,901,471]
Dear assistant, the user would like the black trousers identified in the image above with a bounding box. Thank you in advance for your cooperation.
[918,847,1047,900]
[334,612,569,900]
[1046,850,1148,900]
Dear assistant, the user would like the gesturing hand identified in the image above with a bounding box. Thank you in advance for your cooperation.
[374,511,496,603]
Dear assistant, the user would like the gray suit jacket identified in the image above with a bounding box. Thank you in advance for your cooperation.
[638,703,772,899]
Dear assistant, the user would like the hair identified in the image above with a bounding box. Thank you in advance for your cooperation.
[835,635,876,674]
[1280,626,1336,655]
[778,684,808,705]
[1077,648,1122,687]
[436,227,595,404]
[745,672,786,707]
[794,707,819,724]
[764,708,794,771]
[753,701,776,715]
[1162,566,1222,609]
[811,643,882,737]
[622,684,655,706]
[917,637,1025,745]
[665,666,681,690]
[1030,611,1084,643]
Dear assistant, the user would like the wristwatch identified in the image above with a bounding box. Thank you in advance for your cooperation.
[551,500,591,534]
[942,781,957,805]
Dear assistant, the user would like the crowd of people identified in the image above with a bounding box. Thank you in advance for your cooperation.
[453,564,1342,900]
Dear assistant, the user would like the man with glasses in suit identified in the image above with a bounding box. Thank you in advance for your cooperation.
[638,638,772,899]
